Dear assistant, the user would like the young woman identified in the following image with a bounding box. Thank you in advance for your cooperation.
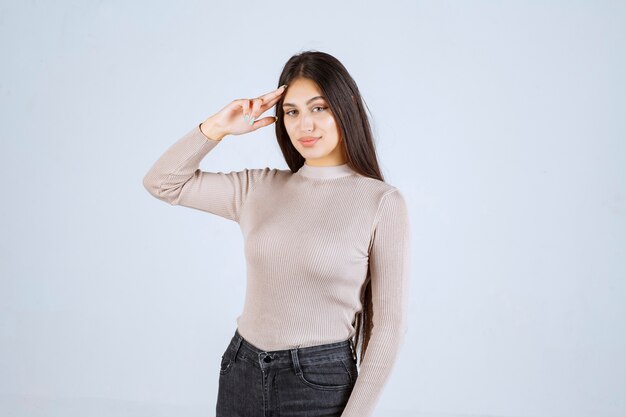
[143,51,411,417]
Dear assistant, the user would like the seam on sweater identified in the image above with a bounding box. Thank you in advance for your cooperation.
[295,173,359,181]
[235,168,270,223]
[367,188,398,254]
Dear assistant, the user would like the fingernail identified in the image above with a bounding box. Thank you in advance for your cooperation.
[244,114,248,121]
[274,116,278,122]
[249,117,255,125]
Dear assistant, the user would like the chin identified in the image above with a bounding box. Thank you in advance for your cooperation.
[302,149,329,158]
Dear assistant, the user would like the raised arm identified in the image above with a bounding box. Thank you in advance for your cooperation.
[341,189,411,417]
[142,85,288,222]
[142,123,272,222]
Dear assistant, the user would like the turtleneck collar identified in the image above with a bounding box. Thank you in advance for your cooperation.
[296,162,357,179]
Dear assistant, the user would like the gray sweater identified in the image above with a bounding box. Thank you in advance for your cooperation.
[143,123,411,416]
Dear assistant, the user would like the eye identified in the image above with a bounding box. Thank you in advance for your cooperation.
[284,106,327,117]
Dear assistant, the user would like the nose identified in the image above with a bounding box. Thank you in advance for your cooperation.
[298,112,314,132]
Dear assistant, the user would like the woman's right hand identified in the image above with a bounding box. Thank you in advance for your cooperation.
[200,84,288,141]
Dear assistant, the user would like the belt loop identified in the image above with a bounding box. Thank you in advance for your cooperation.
[290,347,302,376]
[232,333,243,362]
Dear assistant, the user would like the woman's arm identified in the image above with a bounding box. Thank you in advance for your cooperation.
[143,87,285,221]
[341,188,411,417]
[143,87,285,222]
[142,122,273,222]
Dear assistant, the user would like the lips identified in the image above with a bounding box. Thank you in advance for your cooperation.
[299,137,320,147]
[299,136,320,142]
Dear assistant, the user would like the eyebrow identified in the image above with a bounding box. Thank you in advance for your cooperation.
[282,95,326,108]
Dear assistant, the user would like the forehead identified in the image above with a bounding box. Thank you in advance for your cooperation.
[282,78,325,106]
[282,95,326,108]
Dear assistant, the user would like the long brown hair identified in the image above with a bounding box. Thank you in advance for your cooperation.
[273,50,385,366]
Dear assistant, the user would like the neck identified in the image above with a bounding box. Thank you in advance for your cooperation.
[296,161,357,179]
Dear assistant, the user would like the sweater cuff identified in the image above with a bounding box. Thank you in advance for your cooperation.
[198,122,223,142]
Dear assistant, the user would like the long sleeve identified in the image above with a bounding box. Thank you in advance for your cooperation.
[341,189,411,417]
[142,123,273,222]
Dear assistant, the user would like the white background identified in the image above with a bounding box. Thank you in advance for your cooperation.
[1,1,624,416]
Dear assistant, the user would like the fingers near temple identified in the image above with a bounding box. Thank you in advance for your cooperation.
[261,94,281,112]
[260,86,285,102]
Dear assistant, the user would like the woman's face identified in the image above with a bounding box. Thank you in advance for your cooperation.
[281,77,347,166]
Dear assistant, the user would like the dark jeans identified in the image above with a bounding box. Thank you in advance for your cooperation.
[216,328,359,417]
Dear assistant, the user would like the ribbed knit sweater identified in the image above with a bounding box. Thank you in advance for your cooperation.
[143,124,411,417]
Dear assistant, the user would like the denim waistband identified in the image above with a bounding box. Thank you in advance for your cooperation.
[225,328,356,369]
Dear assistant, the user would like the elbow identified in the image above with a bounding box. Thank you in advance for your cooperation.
[389,324,408,350]
[376,317,408,345]
[391,322,408,345]
[142,172,161,198]
[142,171,179,205]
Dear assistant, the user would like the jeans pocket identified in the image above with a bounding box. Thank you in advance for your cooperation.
[297,358,354,390]
[219,353,234,375]
[219,340,237,376]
